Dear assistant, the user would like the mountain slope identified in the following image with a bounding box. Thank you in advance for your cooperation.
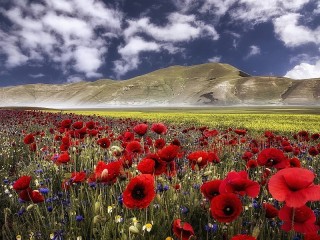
[1,63,320,107]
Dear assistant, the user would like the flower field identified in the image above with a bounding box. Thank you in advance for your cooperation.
[1,109,320,240]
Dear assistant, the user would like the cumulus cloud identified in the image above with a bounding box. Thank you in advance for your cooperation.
[67,75,84,84]
[115,12,219,77]
[273,13,318,47]
[285,59,320,79]
[245,45,261,59]
[0,0,122,79]
[208,56,221,62]
[29,73,45,78]
[124,13,218,43]
[114,37,161,78]
[199,0,311,24]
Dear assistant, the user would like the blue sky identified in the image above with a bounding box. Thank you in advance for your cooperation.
[0,0,319,86]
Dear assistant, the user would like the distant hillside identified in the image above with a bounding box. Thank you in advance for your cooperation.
[1,63,320,108]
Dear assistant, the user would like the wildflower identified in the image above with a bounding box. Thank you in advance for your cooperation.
[123,174,155,209]
[268,168,320,207]
[231,234,256,240]
[24,133,35,144]
[95,160,122,184]
[97,137,111,149]
[143,223,153,232]
[157,145,180,162]
[219,171,260,198]
[172,219,195,240]
[279,204,319,234]
[107,205,113,214]
[257,148,289,169]
[133,123,148,136]
[13,175,32,191]
[151,123,167,135]
[210,193,242,223]
[125,141,143,154]
[263,203,278,218]
[115,215,123,223]
[137,154,166,175]
[200,179,222,201]
[76,215,84,222]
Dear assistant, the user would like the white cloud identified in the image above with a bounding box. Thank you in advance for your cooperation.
[67,76,84,84]
[29,73,45,78]
[201,0,237,16]
[171,0,199,12]
[273,13,318,47]
[0,0,123,80]
[115,12,219,77]
[118,37,160,56]
[74,46,105,78]
[285,59,320,79]
[245,45,261,59]
[114,37,161,78]
[208,56,221,62]
[124,13,219,42]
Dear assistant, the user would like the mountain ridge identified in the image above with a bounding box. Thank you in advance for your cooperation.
[1,63,320,108]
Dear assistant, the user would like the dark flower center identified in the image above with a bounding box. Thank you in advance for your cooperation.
[132,185,145,200]
[223,206,234,215]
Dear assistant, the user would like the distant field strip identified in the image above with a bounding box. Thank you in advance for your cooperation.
[57,108,320,133]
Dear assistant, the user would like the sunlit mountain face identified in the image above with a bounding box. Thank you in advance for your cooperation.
[0,63,319,108]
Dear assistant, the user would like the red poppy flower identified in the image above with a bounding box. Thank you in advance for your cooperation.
[279,204,319,234]
[133,123,148,136]
[23,134,34,144]
[257,148,289,169]
[200,179,222,200]
[231,235,256,240]
[219,171,260,198]
[151,123,167,134]
[311,133,320,141]
[268,168,320,207]
[56,152,70,164]
[123,174,155,209]
[172,219,195,240]
[60,119,72,129]
[71,171,86,183]
[242,151,253,161]
[19,187,33,201]
[308,146,319,156]
[246,160,258,169]
[125,141,143,154]
[305,233,320,240]
[137,154,166,175]
[210,193,242,223]
[187,151,210,170]
[208,151,220,163]
[72,121,83,129]
[30,190,45,203]
[234,129,246,136]
[95,160,122,184]
[157,145,180,162]
[85,121,95,129]
[97,137,111,149]
[263,203,278,218]
[154,138,166,149]
[289,157,301,168]
[203,129,219,137]
[121,131,135,142]
[13,175,32,191]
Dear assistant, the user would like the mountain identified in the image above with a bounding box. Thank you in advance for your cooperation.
[1,63,320,108]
